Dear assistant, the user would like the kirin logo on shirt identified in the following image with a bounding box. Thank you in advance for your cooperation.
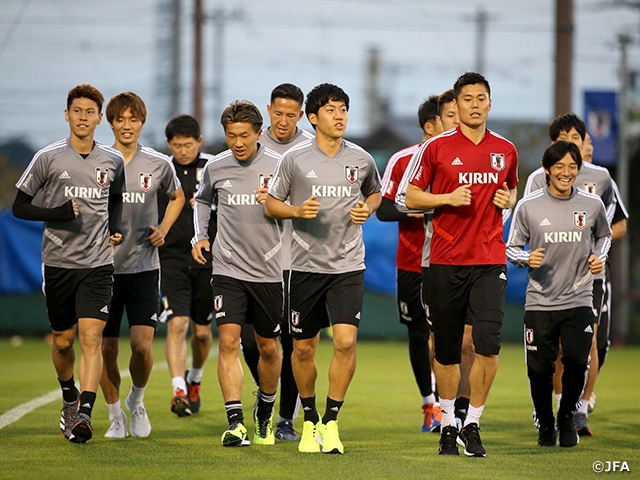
[490,153,505,172]
[345,165,359,184]
[140,173,153,191]
[95,168,109,187]
[583,182,597,194]
[259,174,272,189]
[574,211,587,230]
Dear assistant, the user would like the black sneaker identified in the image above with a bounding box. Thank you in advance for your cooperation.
[438,425,459,455]
[537,425,557,447]
[69,412,93,444]
[186,371,201,414]
[275,420,300,441]
[558,414,579,447]
[457,422,486,457]
[574,412,592,437]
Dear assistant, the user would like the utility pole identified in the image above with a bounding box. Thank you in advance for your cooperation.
[193,0,205,127]
[366,46,383,131]
[554,0,573,116]
[475,8,489,74]
[169,0,181,118]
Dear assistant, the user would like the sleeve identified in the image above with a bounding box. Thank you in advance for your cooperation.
[408,144,433,191]
[376,196,411,222]
[380,154,400,201]
[108,193,123,235]
[395,149,432,214]
[15,152,48,197]
[506,200,531,267]
[507,146,519,190]
[360,155,382,198]
[268,153,293,201]
[161,160,181,197]
[192,164,215,244]
[611,179,629,223]
[110,157,127,195]
[592,201,612,264]
[523,169,546,197]
[12,190,75,222]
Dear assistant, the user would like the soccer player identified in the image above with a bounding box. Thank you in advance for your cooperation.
[238,83,314,441]
[160,115,216,416]
[192,100,284,447]
[100,92,185,438]
[12,84,126,443]
[405,72,518,457]
[265,83,382,454]
[507,141,611,447]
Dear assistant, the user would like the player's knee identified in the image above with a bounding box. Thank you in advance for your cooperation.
[256,336,280,361]
[293,339,316,362]
[333,334,356,357]
[52,333,74,353]
[101,338,119,360]
[218,331,240,355]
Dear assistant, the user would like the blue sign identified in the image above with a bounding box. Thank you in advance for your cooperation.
[583,90,617,166]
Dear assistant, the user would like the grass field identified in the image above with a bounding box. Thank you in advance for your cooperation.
[1,338,638,479]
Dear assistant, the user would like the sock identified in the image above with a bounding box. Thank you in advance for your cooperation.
[464,404,485,427]
[172,376,187,394]
[322,397,344,424]
[577,398,589,414]
[58,376,78,403]
[423,394,436,405]
[128,385,146,406]
[187,367,204,384]
[106,400,122,421]
[300,396,320,423]
[225,401,244,426]
[554,393,562,411]
[257,390,276,422]
[439,398,456,428]
[455,397,470,420]
[78,391,97,416]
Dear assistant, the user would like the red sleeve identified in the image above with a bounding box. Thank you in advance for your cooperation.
[409,145,433,191]
[382,159,405,200]
[507,146,519,190]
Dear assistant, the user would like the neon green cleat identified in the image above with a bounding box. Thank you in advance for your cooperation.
[298,420,321,453]
[253,410,275,445]
[319,420,344,454]
[221,422,250,447]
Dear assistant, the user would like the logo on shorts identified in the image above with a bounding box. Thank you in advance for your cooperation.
[259,174,272,189]
[574,211,587,230]
[583,182,597,195]
[214,295,223,311]
[95,168,109,186]
[345,166,359,184]
[399,301,409,316]
[525,328,534,344]
[355,311,361,320]
[291,310,300,326]
[490,153,505,172]
[139,172,153,191]
[100,305,109,314]
[585,324,593,333]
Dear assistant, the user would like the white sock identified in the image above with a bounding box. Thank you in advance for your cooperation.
[464,404,485,427]
[187,367,204,384]
[439,398,456,428]
[172,376,187,394]
[128,385,146,406]
[554,393,562,411]
[106,400,122,421]
[423,394,436,405]
[577,398,589,414]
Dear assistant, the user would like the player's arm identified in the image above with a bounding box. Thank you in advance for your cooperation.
[350,192,381,225]
[376,197,421,221]
[12,190,77,221]
[265,194,320,220]
[493,182,517,210]
[590,204,613,275]
[505,202,543,268]
[405,183,471,210]
[108,193,124,246]
[611,218,627,242]
[148,187,186,247]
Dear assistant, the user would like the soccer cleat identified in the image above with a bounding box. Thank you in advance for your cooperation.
[438,425,459,455]
[69,412,93,443]
[557,414,579,447]
[185,370,201,414]
[104,409,128,438]
[298,420,321,453]
[457,423,486,457]
[126,395,151,438]
[253,411,275,445]
[422,403,442,433]
[171,389,192,417]
[537,425,557,447]
[574,412,592,437]
[59,397,79,439]
[587,391,596,414]
[317,420,344,454]
[222,422,250,447]
[275,420,300,441]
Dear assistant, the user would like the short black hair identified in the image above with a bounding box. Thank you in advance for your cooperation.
[270,83,304,106]
[305,83,349,129]
[453,72,491,100]
[541,140,582,185]
[437,89,455,117]
[417,95,440,130]
[220,100,263,133]
[549,113,586,142]
[165,114,201,142]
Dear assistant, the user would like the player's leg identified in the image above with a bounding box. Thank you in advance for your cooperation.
[239,321,260,385]
[455,322,475,429]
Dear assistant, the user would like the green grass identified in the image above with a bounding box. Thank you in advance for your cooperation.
[1,338,639,479]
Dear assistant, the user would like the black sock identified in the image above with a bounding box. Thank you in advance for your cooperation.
[225,401,244,426]
[78,391,96,416]
[300,396,319,423]
[528,366,554,428]
[322,397,344,424]
[257,390,276,422]
[455,397,470,421]
[58,376,78,403]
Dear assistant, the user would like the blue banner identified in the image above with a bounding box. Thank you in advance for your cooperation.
[0,210,43,294]
[583,90,617,166]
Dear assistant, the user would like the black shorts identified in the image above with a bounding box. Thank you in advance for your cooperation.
[397,269,428,328]
[103,270,160,338]
[429,264,506,365]
[289,270,364,340]
[161,266,213,325]
[212,275,283,339]
[43,264,114,332]
[524,307,594,376]
[422,267,472,327]
[592,279,605,325]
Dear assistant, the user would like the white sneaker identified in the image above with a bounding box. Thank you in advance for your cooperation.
[105,409,128,438]
[126,395,151,438]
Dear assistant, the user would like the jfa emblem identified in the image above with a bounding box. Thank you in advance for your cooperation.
[214,295,223,311]
[140,173,153,191]
[574,211,587,230]
[259,174,272,189]
[583,182,597,195]
[525,328,534,344]
[400,301,409,316]
[490,153,505,172]
[345,165,359,184]
[95,168,109,186]
[291,310,300,326]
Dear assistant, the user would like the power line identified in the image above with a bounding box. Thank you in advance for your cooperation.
[0,0,32,62]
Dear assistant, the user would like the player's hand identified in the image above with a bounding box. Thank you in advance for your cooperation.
[191,239,210,265]
[449,184,472,207]
[71,200,79,218]
[189,197,196,209]
[147,225,166,247]
[493,182,511,209]
[110,232,123,246]
[407,213,424,219]
[529,247,545,268]
[350,200,371,225]
[588,254,603,274]
[254,187,268,205]
[296,195,320,219]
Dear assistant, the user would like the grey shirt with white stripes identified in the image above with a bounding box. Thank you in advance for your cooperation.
[16,138,126,269]
[192,145,283,283]
[506,187,611,311]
